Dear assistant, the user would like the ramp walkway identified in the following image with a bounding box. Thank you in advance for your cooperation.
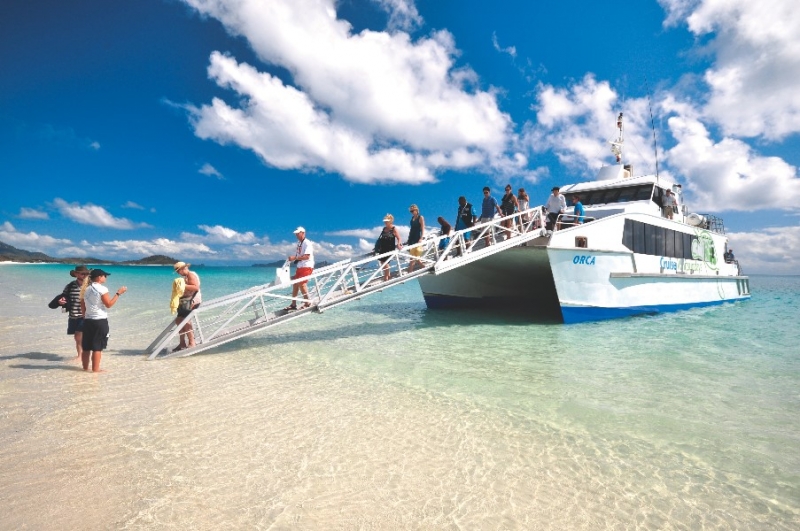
[145,207,546,359]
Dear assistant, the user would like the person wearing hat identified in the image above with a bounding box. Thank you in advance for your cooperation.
[374,214,403,281]
[544,186,567,232]
[79,269,127,372]
[48,265,92,360]
[173,261,201,350]
[406,204,425,273]
[283,227,315,311]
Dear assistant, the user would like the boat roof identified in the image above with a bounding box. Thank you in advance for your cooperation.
[560,165,677,194]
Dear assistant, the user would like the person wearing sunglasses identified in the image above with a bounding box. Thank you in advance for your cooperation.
[48,265,92,361]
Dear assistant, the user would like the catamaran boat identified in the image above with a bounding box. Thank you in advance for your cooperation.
[417,114,750,323]
[146,115,751,358]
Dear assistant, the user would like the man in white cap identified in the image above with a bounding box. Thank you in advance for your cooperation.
[284,227,315,311]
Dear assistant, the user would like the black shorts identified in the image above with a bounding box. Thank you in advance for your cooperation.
[177,302,200,318]
[67,317,85,335]
[82,319,109,352]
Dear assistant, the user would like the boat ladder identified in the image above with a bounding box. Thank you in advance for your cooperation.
[145,207,546,359]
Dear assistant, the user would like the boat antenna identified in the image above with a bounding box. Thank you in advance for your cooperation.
[645,78,660,182]
[610,112,624,164]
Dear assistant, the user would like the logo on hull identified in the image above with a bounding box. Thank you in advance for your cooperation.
[573,255,596,265]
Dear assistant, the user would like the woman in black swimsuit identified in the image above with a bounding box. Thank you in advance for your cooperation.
[374,213,403,281]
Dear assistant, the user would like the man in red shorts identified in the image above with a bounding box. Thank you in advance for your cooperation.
[284,226,315,311]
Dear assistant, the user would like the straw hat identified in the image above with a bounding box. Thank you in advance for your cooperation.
[173,261,190,272]
[69,265,91,277]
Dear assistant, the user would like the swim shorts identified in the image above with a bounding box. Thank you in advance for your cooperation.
[67,317,85,335]
[293,267,313,285]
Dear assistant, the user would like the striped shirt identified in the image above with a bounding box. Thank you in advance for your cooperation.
[62,280,83,319]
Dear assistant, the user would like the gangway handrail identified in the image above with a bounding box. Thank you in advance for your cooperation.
[145,206,547,359]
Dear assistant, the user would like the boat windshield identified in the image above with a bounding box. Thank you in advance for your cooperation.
[565,184,653,207]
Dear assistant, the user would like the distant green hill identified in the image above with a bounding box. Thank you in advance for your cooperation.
[0,241,57,262]
[120,254,176,265]
[0,240,175,266]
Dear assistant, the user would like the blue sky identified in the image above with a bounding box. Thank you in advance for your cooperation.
[2,0,799,272]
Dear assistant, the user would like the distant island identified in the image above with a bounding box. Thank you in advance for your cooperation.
[0,240,177,266]
[0,240,305,268]
[253,260,330,268]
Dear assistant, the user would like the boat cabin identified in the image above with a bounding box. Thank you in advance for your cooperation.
[560,165,684,222]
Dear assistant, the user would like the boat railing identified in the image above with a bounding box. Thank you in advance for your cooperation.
[554,213,596,229]
[728,258,742,275]
[698,213,726,234]
[145,205,547,359]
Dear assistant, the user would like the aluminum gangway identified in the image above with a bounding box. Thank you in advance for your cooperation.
[145,207,547,359]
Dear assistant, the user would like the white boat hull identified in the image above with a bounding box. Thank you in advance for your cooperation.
[418,213,750,323]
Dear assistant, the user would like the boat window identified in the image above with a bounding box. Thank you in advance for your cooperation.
[683,233,693,259]
[634,219,645,254]
[644,223,657,255]
[623,219,634,249]
[666,229,675,257]
[652,187,664,207]
[568,185,654,206]
[634,185,654,201]
[655,227,666,256]
[616,187,638,202]
[622,219,697,260]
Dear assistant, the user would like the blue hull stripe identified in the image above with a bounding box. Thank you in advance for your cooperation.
[423,294,751,323]
[560,297,750,324]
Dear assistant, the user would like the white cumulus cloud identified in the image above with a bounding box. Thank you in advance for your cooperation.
[0,221,72,251]
[181,0,517,184]
[660,0,800,140]
[726,226,800,274]
[199,163,224,179]
[18,208,49,220]
[664,105,800,212]
[53,198,152,229]
[525,75,660,179]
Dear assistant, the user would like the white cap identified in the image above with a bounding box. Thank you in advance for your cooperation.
[293,226,306,234]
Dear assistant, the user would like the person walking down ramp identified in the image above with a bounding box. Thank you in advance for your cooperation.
[407,204,425,273]
[173,261,201,351]
[80,269,126,372]
[374,214,403,281]
[284,227,315,311]
[480,187,503,246]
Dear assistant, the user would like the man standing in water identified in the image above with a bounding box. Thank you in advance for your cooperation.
[174,261,201,351]
[49,265,91,360]
[284,227,314,311]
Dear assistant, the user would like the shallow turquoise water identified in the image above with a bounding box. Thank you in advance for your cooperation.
[1,264,798,529]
